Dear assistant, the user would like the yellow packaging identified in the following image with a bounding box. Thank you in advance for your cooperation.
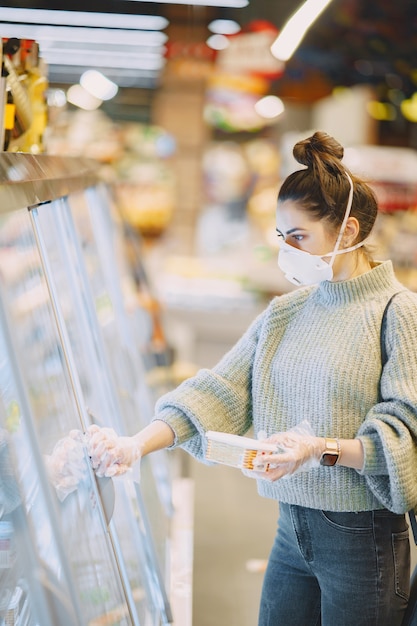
[4,103,15,130]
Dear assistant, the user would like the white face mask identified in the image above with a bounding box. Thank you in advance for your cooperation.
[277,173,366,286]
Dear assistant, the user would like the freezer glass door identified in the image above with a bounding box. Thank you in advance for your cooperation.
[68,187,173,517]
[0,207,136,626]
[31,197,171,625]
[66,189,172,547]
[0,293,83,626]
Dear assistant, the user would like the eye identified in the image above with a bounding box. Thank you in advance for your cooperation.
[276,231,284,240]
[292,234,304,242]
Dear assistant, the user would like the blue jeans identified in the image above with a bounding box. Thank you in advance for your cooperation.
[259,503,410,626]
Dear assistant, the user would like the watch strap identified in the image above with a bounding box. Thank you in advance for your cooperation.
[320,438,340,466]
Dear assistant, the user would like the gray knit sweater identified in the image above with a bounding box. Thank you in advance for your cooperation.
[154,261,417,513]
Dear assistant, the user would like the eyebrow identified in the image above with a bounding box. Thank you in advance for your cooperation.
[276,227,305,235]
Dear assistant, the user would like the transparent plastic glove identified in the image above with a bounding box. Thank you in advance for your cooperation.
[44,430,89,502]
[87,424,143,479]
[241,430,281,480]
[248,421,321,482]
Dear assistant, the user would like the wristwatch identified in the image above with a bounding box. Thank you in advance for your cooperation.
[320,438,340,466]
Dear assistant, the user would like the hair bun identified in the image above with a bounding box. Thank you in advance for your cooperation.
[293,131,344,168]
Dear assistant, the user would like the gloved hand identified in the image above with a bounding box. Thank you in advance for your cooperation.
[87,425,143,479]
[248,421,322,482]
[44,430,89,501]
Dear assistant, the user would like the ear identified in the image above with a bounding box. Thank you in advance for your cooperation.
[343,216,360,246]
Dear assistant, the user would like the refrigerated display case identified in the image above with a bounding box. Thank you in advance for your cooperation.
[0,309,83,626]
[0,153,190,626]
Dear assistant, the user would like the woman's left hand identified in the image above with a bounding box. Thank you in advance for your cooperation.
[251,426,323,482]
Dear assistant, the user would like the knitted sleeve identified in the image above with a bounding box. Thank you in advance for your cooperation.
[152,307,267,462]
[357,290,417,513]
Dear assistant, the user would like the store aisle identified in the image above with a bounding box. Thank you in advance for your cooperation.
[189,456,278,626]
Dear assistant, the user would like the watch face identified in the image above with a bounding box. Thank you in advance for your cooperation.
[320,453,338,467]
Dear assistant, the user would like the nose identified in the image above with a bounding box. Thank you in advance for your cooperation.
[280,238,300,250]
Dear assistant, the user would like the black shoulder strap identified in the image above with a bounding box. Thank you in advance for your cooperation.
[410,508,417,546]
[380,293,401,369]
[378,293,399,399]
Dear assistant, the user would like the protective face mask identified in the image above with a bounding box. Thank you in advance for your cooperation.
[277,173,366,286]
[277,239,366,285]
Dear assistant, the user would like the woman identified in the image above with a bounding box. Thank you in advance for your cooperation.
[88,131,417,625]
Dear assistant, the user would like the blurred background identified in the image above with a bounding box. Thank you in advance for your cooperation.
[2,2,417,625]
[3,1,417,303]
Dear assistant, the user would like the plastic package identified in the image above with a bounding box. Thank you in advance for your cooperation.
[205,431,279,470]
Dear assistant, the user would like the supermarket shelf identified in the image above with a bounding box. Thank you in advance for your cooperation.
[0,153,99,213]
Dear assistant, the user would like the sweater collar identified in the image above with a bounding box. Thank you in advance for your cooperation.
[316,260,402,305]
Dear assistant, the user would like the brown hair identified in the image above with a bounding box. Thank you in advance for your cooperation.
[278,131,378,245]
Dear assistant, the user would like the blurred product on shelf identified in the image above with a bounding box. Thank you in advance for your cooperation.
[197,138,281,257]
[372,209,417,291]
[204,20,284,133]
[45,109,124,164]
[344,145,417,213]
[197,141,253,255]
[114,172,175,239]
[342,145,417,291]
[1,37,48,153]
[46,109,178,239]
[111,123,177,239]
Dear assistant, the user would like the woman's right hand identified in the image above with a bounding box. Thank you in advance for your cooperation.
[87,425,143,478]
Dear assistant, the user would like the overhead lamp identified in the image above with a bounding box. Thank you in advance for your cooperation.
[271,0,333,62]
[254,95,285,119]
[0,24,168,47]
[206,34,229,51]
[0,8,168,31]
[128,0,248,6]
[48,66,160,88]
[41,50,165,71]
[0,24,167,46]
[208,19,241,35]
[80,70,118,101]
[67,84,102,111]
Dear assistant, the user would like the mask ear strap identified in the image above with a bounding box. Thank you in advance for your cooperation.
[328,172,354,268]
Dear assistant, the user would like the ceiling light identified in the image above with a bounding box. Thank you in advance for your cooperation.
[48,66,160,88]
[41,50,165,71]
[67,85,102,111]
[0,24,167,46]
[208,19,241,35]
[254,95,285,119]
[128,0,248,6]
[206,34,230,51]
[0,8,168,30]
[80,70,118,101]
[271,0,333,62]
